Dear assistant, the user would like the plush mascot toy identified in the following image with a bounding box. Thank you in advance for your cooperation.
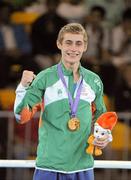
[86,112,118,156]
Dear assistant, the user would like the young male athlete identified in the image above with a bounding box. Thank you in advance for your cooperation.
[14,23,110,180]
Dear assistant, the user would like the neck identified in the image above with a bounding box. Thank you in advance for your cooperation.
[62,60,80,82]
[62,60,79,71]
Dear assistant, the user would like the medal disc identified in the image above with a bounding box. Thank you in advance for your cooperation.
[68,117,80,131]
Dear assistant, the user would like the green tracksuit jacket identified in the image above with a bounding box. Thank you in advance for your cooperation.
[14,62,106,173]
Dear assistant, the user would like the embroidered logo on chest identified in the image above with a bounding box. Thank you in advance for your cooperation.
[57,89,63,97]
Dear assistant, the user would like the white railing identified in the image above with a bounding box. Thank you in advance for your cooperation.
[0,160,131,169]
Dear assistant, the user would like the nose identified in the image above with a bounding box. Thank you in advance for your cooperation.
[70,43,77,51]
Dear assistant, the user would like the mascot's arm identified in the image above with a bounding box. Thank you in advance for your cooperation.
[87,135,94,144]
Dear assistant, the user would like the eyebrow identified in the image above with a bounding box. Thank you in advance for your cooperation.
[65,40,83,43]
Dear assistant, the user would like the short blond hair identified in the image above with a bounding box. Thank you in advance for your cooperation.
[57,23,88,45]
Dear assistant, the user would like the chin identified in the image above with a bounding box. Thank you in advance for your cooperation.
[66,57,80,64]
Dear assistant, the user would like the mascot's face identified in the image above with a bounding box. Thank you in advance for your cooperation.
[94,123,111,141]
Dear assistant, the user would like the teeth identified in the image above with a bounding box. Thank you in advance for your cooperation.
[67,53,79,56]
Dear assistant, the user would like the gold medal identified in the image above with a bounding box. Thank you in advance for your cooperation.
[68,117,80,131]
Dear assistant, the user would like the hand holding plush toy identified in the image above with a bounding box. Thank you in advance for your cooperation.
[86,112,118,156]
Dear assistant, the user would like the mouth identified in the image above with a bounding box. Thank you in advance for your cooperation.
[66,52,80,57]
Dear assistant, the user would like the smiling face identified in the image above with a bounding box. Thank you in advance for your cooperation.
[94,123,111,141]
[56,23,88,67]
[57,32,87,65]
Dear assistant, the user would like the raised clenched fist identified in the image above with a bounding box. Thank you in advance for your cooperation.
[21,70,36,87]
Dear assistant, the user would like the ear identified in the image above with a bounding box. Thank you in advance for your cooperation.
[57,41,62,50]
[84,44,87,52]
[83,42,88,52]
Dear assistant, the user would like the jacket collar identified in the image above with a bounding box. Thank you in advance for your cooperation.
[60,61,83,77]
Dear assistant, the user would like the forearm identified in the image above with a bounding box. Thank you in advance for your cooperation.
[14,83,27,122]
[14,84,43,124]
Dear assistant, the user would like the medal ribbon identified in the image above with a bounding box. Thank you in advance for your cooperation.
[57,63,83,118]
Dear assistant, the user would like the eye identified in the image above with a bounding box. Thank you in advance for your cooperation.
[76,41,83,46]
[65,40,72,45]
[95,130,98,133]
[101,132,105,136]
[66,42,71,45]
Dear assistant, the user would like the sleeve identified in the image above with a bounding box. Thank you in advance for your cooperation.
[93,77,107,121]
[14,73,45,124]
[14,83,27,121]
